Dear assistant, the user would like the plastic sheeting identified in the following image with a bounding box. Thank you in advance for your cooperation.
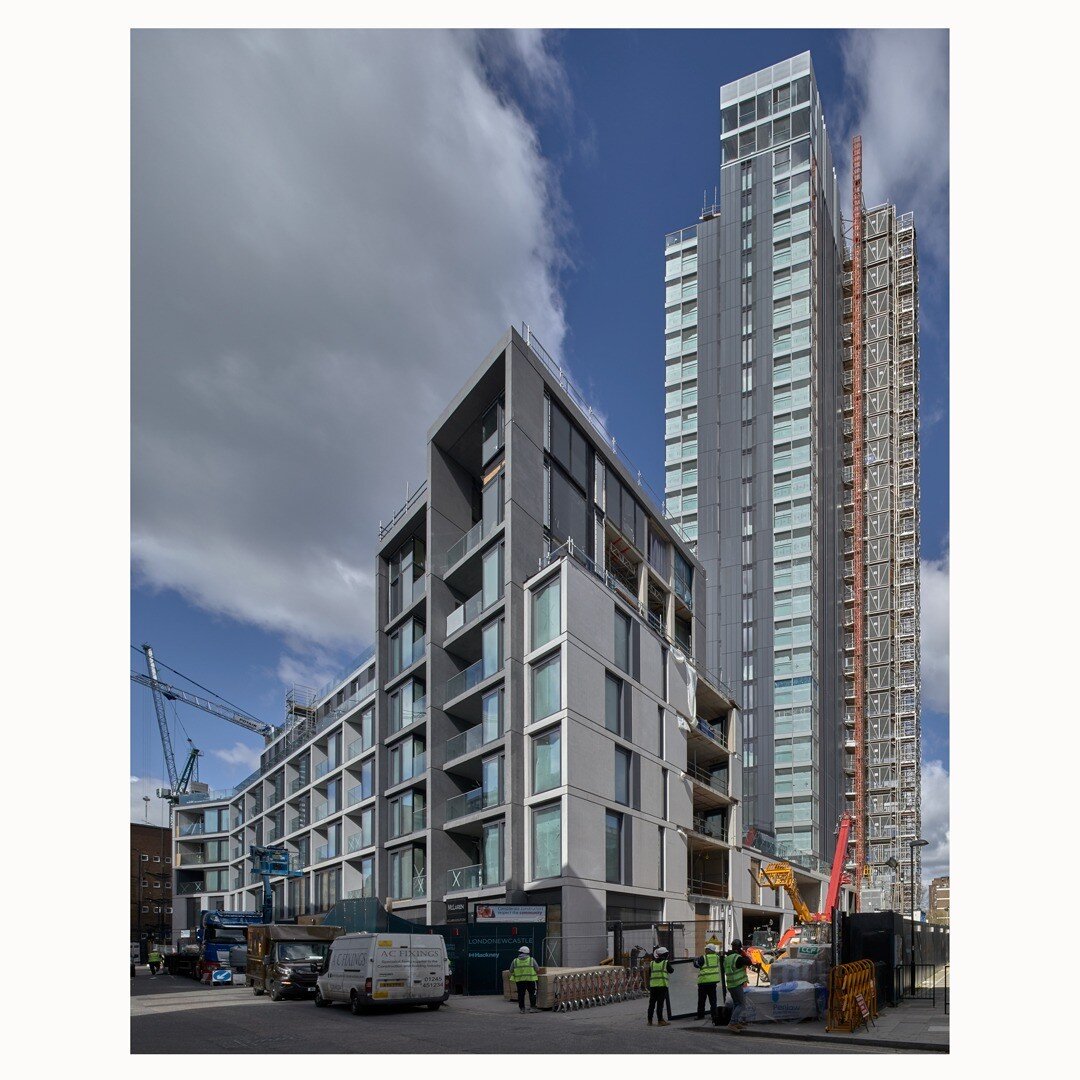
[737,980,827,1024]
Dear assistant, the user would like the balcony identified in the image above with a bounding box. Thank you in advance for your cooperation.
[390,635,427,677]
[346,888,373,900]
[445,864,504,892]
[314,759,339,781]
[444,517,497,571]
[445,786,503,821]
[179,822,206,836]
[347,831,373,854]
[446,720,503,762]
[686,761,730,797]
[289,814,309,833]
[389,752,427,787]
[691,816,730,844]
[688,878,730,901]
[314,800,340,821]
[446,589,497,637]
[446,656,501,702]
[315,841,340,863]
[389,807,427,839]
[289,776,310,794]
[348,783,374,806]
[347,736,373,760]
[176,881,205,895]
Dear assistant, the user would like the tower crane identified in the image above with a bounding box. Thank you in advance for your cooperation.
[132,643,276,804]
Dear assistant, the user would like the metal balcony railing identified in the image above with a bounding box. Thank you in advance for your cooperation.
[691,816,729,842]
[688,879,730,900]
[347,831,373,854]
[445,517,497,570]
[348,783,374,806]
[446,786,503,821]
[686,761,729,795]
[446,721,502,762]
[446,657,501,702]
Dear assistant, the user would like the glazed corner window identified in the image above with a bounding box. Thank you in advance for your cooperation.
[532,728,561,794]
[532,653,562,722]
[532,575,561,650]
[547,396,590,491]
[532,803,562,880]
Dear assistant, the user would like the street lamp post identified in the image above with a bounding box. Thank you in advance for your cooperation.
[908,839,929,995]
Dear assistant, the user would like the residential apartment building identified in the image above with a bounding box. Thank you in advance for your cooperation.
[663,52,921,910]
[172,326,745,966]
[928,876,949,924]
[131,822,173,953]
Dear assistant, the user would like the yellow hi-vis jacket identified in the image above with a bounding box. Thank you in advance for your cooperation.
[697,951,721,984]
[510,956,538,982]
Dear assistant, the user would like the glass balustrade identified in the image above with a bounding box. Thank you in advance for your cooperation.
[446,656,500,701]
[445,786,502,820]
[445,719,502,761]
[444,518,496,569]
[347,783,373,806]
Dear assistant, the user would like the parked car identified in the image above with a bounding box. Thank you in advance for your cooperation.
[316,932,450,1012]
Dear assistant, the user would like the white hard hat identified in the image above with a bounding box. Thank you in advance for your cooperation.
[655,946,669,956]
[706,943,720,953]
[518,946,530,954]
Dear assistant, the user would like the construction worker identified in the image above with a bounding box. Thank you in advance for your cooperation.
[148,948,163,977]
[722,939,751,1031]
[509,946,539,1012]
[646,946,674,1026]
[693,942,722,1022]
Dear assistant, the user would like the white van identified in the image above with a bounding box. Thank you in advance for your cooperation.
[315,932,450,1013]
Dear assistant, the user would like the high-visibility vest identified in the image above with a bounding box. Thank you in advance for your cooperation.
[510,956,538,982]
[649,959,671,988]
[723,952,747,988]
[697,951,721,984]
[149,952,162,963]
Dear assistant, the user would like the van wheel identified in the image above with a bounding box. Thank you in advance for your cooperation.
[314,989,329,1008]
[427,1003,441,1011]
[269,981,283,1002]
[350,991,363,1015]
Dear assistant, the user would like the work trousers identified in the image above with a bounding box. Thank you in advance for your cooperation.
[728,983,748,1023]
[148,962,161,975]
[516,981,537,1010]
[647,986,671,1021]
[696,982,718,1021]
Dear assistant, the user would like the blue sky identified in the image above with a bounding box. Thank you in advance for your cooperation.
[131,29,948,875]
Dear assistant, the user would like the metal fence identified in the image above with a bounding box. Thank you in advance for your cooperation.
[551,967,648,1012]
[896,962,949,1012]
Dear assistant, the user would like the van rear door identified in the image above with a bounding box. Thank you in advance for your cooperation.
[371,937,411,1002]
[410,937,446,999]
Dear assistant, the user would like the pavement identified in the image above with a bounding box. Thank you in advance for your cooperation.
[131,968,932,1054]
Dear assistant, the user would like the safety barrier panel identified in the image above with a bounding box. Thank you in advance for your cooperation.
[826,959,879,1033]
[550,967,647,1012]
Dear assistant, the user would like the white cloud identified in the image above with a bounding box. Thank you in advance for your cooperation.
[839,30,949,266]
[920,553,950,714]
[210,741,262,772]
[131,775,171,826]
[132,30,568,649]
[919,758,950,885]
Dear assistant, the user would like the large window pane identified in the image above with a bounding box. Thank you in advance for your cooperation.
[614,748,631,806]
[482,544,503,608]
[605,674,623,735]
[532,653,561,721]
[533,803,562,879]
[483,822,504,886]
[605,811,623,883]
[532,728,561,793]
[614,610,631,673]
[532,576,561,649]
[550,467,587,551]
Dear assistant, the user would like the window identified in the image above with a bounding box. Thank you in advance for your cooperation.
[152,855,161,863]
[605,674,624,735]
[532,575,561,649]
[481,618,503,679]
[614,748,631,806]
[140,879,149,887]
[532,803,562,880]
[141,906,149,913]
[605,811,624,883]
[481,396,505,464]
[482,822,504,886]
[482,543,503,609]
[532,728,561,793]
[549,465,588,552]
[164,857,171,865]
[548,397,590,491]
[606,466,646,549]
[614,610,631,673]
[140,854,149,862]
[482,464,505,530]
[153,880,161,889]
[481,688,503,743]
[389,847,425,900]
[482,753,504,807]
[532,653,562,721]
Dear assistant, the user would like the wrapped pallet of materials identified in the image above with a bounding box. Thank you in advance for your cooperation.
[739,980,828,1023]
[768,958,816,985]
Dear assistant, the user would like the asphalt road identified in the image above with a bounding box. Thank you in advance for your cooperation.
[130,969,918,1055]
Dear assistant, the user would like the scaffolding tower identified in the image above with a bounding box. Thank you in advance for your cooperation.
[841,140,922,911]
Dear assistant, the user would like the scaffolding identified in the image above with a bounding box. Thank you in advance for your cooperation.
[842,136,922,913]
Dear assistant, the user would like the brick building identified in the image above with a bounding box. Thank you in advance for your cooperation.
[131,822,172,957]
[929,875,949,924]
